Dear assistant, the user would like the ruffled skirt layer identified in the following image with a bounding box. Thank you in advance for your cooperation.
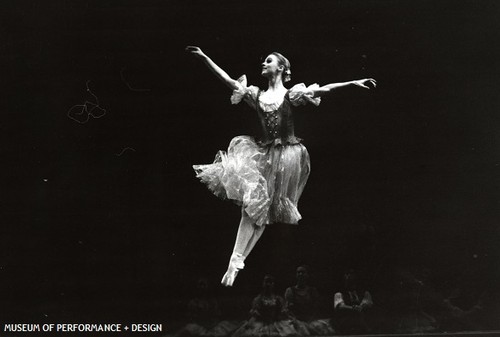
[177,321,241,337]
[193,136,310,226]
[290,318,335,336]
[232,318,298,337]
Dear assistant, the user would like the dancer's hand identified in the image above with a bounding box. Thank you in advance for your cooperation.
[250,309,262,318]
[354,78,377,89]
[353,305,363,313]
[186,46,207,59]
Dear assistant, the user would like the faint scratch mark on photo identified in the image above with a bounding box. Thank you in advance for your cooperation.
[67,80,107,124]
[115,147,136,156]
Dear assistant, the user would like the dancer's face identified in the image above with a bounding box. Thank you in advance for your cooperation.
[261,54,283,78]
[296,266,309,285]
[196,278,209,293]
[263,276,275,291]
[344,272,358,290]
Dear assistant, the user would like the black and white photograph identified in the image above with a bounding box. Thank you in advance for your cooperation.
[1,0,499,336]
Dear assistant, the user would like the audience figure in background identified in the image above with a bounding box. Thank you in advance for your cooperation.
[333,269,374,334]
[175,278,238,337]
[440,283,486,332]
[393,269,438,334]
[284,265,334,335]
[233,275,297,337]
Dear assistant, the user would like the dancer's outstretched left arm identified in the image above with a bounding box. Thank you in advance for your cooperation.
[311,78,376,97]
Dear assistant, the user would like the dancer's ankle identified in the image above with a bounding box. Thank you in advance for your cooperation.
[231,252,245,270]
[221,253,246,287]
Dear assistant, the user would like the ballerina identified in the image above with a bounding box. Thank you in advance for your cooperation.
[186,46,376,286]
[232,274,297,337]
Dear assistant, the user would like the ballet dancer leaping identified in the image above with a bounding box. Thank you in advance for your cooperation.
[186,46,376,286]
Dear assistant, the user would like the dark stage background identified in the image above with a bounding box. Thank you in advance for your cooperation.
[0,0,499,331]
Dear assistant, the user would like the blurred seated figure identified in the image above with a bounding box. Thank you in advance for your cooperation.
[284,265,334,335]
[440,284,486,332]
[333,269,373,334]
[233,274,298,337]
[175,278,238,337]
[393,269,438,334]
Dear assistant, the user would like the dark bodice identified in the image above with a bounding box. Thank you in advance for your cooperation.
[251,294,284,323]
[231,78,320,145]
[284,286,319,321]
[255,90,301,146]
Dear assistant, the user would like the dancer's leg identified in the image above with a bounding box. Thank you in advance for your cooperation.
[241,222,265,258]
[233,208,266,256]
[221,208,266,286]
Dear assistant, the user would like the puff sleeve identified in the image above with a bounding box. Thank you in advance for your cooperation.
[288,83,322,107]
[230,75,259,106]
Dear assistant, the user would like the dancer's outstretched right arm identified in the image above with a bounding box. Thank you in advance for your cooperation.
[186,46,239,90]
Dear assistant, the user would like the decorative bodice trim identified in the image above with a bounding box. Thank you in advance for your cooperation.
[230,75,321,145]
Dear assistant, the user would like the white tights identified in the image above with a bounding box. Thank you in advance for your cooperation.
[221,208,266,286]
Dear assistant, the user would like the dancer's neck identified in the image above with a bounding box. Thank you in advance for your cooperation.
[262,290,274,297]
[266,76,285,93]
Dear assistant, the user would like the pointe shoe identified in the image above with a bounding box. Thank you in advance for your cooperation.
[221,268,237,287]
[221,253,245,287]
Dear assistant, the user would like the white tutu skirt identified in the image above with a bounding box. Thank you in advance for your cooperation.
[193,136,310,226]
